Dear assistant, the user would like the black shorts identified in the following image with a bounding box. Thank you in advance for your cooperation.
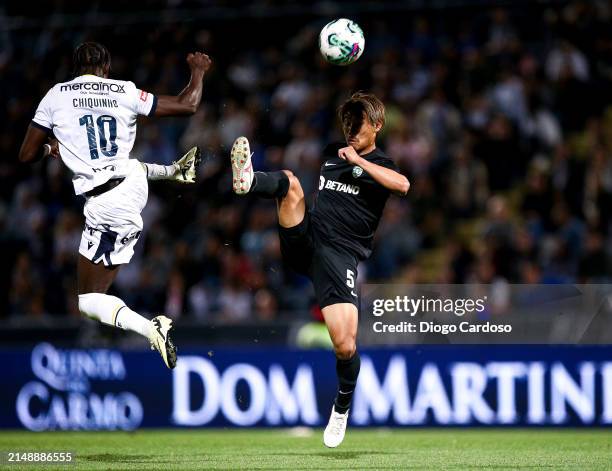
[279,211,359,309]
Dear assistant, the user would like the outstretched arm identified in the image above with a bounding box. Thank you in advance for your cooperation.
[154,52,212,117]
[19,125,59,163]
[338,146,410,196]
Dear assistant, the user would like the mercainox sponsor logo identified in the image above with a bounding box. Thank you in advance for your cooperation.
[319,176,360,195]
[60,82,126,93]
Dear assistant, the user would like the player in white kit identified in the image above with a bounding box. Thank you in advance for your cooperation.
[18,42,212,369]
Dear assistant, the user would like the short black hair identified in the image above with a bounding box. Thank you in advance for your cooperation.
[73,42,111,77]
[338,91,386,137]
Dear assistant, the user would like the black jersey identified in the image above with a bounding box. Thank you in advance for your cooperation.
[310,143,398,260]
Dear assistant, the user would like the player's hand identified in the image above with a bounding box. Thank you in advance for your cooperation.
[338,146,362,165]
[48,138,60,159]
[186,52,212,74]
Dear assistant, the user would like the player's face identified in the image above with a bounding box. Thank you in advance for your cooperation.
[344,112,381,153]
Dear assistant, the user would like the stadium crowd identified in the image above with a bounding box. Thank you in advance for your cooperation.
[1,1,611,322]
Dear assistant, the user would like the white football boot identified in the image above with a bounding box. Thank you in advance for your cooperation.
[172,146,201,184]
[230,136,254,195]
[149,316,177,369]
[323,407,349,448]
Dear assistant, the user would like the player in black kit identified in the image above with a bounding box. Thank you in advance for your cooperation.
[230,92,409,447]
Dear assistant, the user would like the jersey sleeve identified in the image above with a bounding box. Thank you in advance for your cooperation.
[376,157,399,172]
[31,88,55,134]
[127,81,157,117]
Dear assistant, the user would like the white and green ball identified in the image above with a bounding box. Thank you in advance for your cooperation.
[319,18,365,66]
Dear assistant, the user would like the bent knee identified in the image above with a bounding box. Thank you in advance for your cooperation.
[282,170,303,199]
[333,338,356,360]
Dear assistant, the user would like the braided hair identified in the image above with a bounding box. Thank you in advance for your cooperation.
[73,42,111,77]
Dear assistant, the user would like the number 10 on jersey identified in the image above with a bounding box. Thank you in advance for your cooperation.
[79,114,118,159]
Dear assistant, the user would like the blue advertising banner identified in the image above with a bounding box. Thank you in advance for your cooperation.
[1,344,611,430]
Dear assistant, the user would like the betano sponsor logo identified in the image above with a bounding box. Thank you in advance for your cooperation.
[319,176,360,195]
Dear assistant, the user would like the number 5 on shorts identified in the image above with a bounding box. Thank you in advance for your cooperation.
[346,269,357,297]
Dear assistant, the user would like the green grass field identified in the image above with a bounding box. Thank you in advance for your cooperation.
[0,429,610,470]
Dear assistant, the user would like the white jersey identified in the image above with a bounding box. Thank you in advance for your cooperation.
[32,75,157,195]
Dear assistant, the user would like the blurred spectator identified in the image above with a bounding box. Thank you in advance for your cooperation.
[444,144,489,219]
[546,40,589,83]
[2,0,611,322]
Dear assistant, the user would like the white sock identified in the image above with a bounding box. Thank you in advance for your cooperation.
[142,162,178,180]
[78,293,151,339]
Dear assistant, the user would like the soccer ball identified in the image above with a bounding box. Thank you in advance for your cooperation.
[319,18,365,66]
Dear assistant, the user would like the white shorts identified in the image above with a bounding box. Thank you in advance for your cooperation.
[79,160,148,266]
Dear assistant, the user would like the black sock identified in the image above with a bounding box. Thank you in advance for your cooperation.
[334,351,361,414]
[250,171,290,199]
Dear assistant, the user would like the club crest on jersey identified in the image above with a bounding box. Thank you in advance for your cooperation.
[352,166,363,178]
